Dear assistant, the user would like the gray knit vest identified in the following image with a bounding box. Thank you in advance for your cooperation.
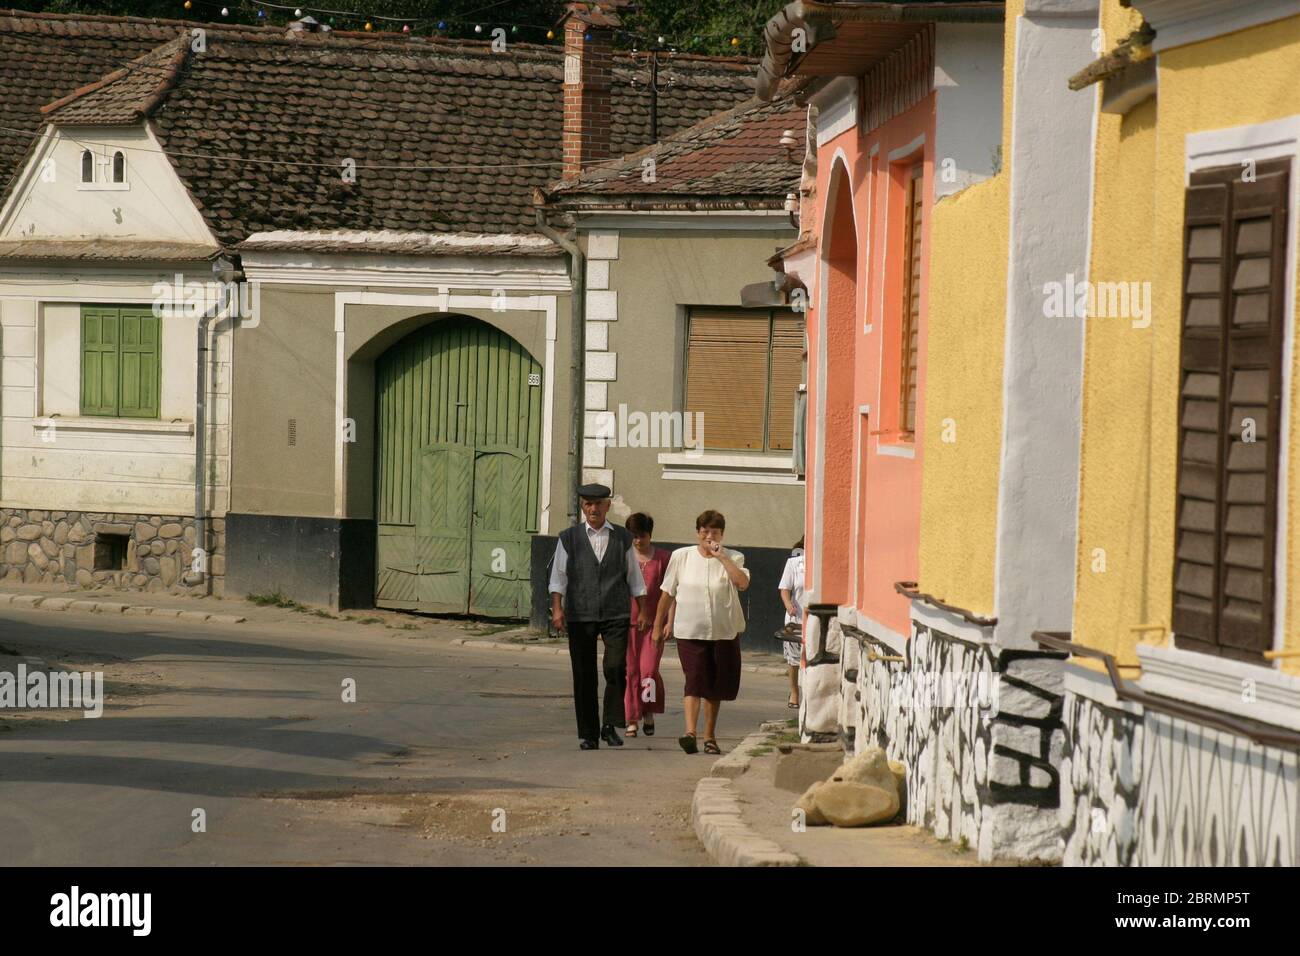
[561,522,632,623]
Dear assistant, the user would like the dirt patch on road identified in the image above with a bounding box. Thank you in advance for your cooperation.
[271,789,563,839]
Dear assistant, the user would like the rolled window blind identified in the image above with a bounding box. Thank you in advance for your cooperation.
[685,310,769,449]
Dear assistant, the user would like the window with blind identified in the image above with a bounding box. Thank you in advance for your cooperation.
[898,162,923,438]
[684,308,803,452]
[81,305,160,418]
[1173,158,1289,662]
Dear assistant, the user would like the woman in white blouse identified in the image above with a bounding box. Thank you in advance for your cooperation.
[652,510,750,755]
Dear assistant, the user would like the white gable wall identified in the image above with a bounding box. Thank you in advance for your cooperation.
[0,120,228,519]
[0,124,216,244]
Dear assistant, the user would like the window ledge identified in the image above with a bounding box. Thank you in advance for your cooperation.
[76,182,130,192]
[877,442,916,459]
[34,417,193,436]
[656,450,802,485]
[1137,641,1300,733]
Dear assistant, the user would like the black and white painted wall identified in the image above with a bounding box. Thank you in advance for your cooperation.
[1061,677,1300,866]
[843,611,1067,862]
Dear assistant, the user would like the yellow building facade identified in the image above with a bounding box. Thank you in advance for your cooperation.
[1061,0,1300,865]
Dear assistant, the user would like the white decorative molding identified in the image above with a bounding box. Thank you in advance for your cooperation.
[842,605,909,657]
[586,230,620,260]
[656,450,792,469]
[657,450,800,485]
[584,381,607,411]
[888,133,926,163]
[585,320,608,351]
[586,259,610,289]
[585,290,617,320]
[332,290,558,522]
[576,211,793,232]
[876,443,916,459]
[1062,658,1145,716]
[32,417,194,436]
[1139,0,1300,52]
[240,253,569,291]
[586,351,617,381]
[582,437,606,468]
[813,76,859,147]
[1138,643,1300,733]
[910,597,995,646]
[658,467,803,486]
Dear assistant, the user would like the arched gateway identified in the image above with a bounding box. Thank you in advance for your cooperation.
[374,316,542,616]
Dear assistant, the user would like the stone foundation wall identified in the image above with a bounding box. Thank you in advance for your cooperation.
[852,619,1067,862]
[1060,691,1142,866]
[0,508,225,597]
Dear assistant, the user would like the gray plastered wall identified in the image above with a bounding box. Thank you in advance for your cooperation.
[581,225,805,550]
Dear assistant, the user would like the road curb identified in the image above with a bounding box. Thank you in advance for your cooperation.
[691,725,801,866]
[692,776,800,867]
[0,591,245,625]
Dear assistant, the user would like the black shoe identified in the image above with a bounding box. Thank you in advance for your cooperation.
[600,725,623,747]
[580,738,599,750]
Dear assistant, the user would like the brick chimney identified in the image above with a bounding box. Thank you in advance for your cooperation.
[560,2,625,181]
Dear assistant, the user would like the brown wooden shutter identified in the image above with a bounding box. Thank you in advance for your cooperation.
[767,314,803,451]
[685,310,769,450]
[1174,158,1288,661]
[899,163,923,436]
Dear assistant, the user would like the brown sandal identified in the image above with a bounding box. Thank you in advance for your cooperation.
[703,739,721,755]
[678,732,698,754]
[625,723,638,737]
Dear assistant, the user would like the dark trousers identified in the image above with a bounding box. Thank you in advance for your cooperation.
[567,619,629,740]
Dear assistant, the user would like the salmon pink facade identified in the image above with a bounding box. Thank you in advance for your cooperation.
[759,7,1006,747]
[811,95,936,639]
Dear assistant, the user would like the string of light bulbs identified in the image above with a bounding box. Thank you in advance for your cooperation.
[173,0,752,48]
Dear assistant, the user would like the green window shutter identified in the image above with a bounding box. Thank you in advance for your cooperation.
[117,309,160,418]
[80,307,120,416]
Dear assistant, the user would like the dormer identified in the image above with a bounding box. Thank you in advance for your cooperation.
[0,36,218,254]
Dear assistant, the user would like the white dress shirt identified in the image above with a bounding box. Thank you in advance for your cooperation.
[660,545,749,641]
[548,520,647,597]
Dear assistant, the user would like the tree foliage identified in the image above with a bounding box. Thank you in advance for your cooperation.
[22,0,788,55]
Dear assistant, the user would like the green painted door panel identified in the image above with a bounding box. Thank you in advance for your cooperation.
[469,447,531,616]
[415,444,473,612]
[374,317,542,617]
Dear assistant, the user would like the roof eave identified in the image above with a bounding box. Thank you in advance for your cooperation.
[756,1,1006,100]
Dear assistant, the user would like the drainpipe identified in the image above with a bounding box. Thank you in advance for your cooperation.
[183,255,240,589]
[534,206,585,526]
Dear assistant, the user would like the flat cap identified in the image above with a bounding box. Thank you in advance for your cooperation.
[577,483,612,499]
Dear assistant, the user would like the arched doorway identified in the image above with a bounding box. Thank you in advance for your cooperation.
[374,316,543,616]
[817,159,858,605]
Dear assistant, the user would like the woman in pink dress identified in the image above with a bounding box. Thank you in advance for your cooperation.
[624,512,671,737]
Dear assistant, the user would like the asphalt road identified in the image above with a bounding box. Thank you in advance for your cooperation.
[0,605,789,866]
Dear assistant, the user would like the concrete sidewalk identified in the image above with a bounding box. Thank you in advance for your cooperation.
[693,723,989,866]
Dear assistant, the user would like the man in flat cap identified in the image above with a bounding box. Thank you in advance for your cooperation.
[550,483,649,750]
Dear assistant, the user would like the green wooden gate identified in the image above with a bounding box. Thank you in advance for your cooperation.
[375,317,542,617]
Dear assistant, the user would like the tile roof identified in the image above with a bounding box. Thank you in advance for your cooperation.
[543,95,805,209]
[42,36,189,125]
[0,10,758,251]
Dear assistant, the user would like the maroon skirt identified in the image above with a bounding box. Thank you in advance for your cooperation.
[676,637,742,701]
